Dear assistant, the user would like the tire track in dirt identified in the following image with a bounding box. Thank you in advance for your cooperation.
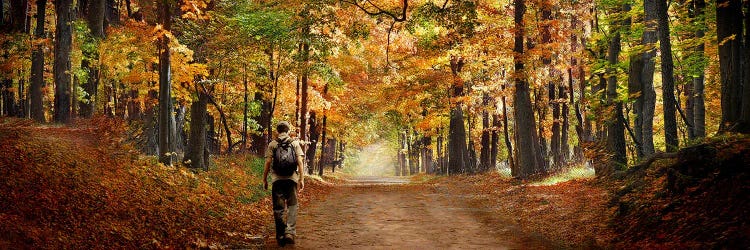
[267,176,555,249]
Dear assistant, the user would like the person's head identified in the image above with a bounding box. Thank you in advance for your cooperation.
[276,121,291,134]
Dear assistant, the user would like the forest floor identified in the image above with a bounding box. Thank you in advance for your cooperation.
[2,118,746,249]
[264,174,612,249]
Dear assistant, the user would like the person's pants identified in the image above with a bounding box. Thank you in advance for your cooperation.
[272,180,298,239]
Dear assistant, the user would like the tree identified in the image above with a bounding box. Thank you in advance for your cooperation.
[30,0,47,122]
[604,3,627,172]
[716,0,745,132]
[158,0,174,166]
[79,0,106,117]
[641,0,658,156]
[512,0,542,178]
[656,0,679,152]
[54,0,73,123]
[690,0,706,138]
[448,56,469,174]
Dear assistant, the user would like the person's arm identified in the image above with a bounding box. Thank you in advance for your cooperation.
[263,157,272,190]
[297,155,305,192]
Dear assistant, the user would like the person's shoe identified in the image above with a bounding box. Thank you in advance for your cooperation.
[284,233,295,244]
[277,235,287,247]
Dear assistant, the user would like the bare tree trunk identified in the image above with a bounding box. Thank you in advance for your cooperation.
[29,0,47,122]
[559,83,569,164]
[242,64,248,149]
[512,0,540,178]
[319,112,327,176]
[490,112,499,171]
[299,25,310,149]
[741,0,750,131]
[480,93,491,171]
[436,127,444,174]
[502,86,515,172]
[157,0,173,165]
[185,90,208,170]
[641,0,658,156]
[628,30,645,158]
[54,0,73,123]
[692,0,706,137]
[656,0,679,151]
[448,56,469,175]
[717,0,744,132]
[307,111,319,175]
[604,4,628,173]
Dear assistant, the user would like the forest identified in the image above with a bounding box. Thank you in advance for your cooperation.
[1,0,748,248]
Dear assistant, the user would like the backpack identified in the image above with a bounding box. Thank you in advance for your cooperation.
[272,138,298,176]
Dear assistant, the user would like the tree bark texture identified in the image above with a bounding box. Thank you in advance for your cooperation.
[30,0,46,122]
[54,0,73,123]
[512,0,541,178]
[641,0,658,156]
[656,0,679,151]
[448,56,469,174]
[604,4,627,172]
[480,93,491,171]
[716,0,744,132]
[185,91,209,170]
[692,0,706,137]
[157,0,173,165]
[307,111,319,175]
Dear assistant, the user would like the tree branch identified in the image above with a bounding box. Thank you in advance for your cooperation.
[341,0,408,22]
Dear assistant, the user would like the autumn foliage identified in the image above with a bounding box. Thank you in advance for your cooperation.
[0,117,329,248]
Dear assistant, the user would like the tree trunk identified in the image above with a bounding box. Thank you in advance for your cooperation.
[559,83,569,164]
[717,0,744,132]
[654,0,679,150]
[502,85,515,173]
[8,0,28,32]
[79,0,105,118]
[422,135,433,173]
[490,112,499,171]
[641,0,658,157]
[692,0,706,137]
[656,0,679,151]
[628,37,645,158]
[185,91,208,170]
[53,0,73,123]
[242,65,248,149]
[436,127,444,174]
[299,25,310,148]
[685,80,696,139]
[306,111,319,175]
[319,113,327,176]
[550,83,562,169]
[402,131,409,175]
[157,0,173,165]
[29,0,47,122]
[741,0,750,131]
[1,80,16,117]
[604,4,627,173]
[448,56,468,175]
[512,0,540,178]
[480,93,491,171]
[105,0,119,27]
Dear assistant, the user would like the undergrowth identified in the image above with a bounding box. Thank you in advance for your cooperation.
[0,118,273,248]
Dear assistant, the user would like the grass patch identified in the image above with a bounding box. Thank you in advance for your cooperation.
[530,165,595,186]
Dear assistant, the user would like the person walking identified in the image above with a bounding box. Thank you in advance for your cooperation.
[263,121,305,246]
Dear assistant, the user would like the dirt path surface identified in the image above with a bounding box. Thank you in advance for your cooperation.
[266,176,556,249]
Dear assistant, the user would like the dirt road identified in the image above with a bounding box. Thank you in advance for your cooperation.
[266,176,556,249]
